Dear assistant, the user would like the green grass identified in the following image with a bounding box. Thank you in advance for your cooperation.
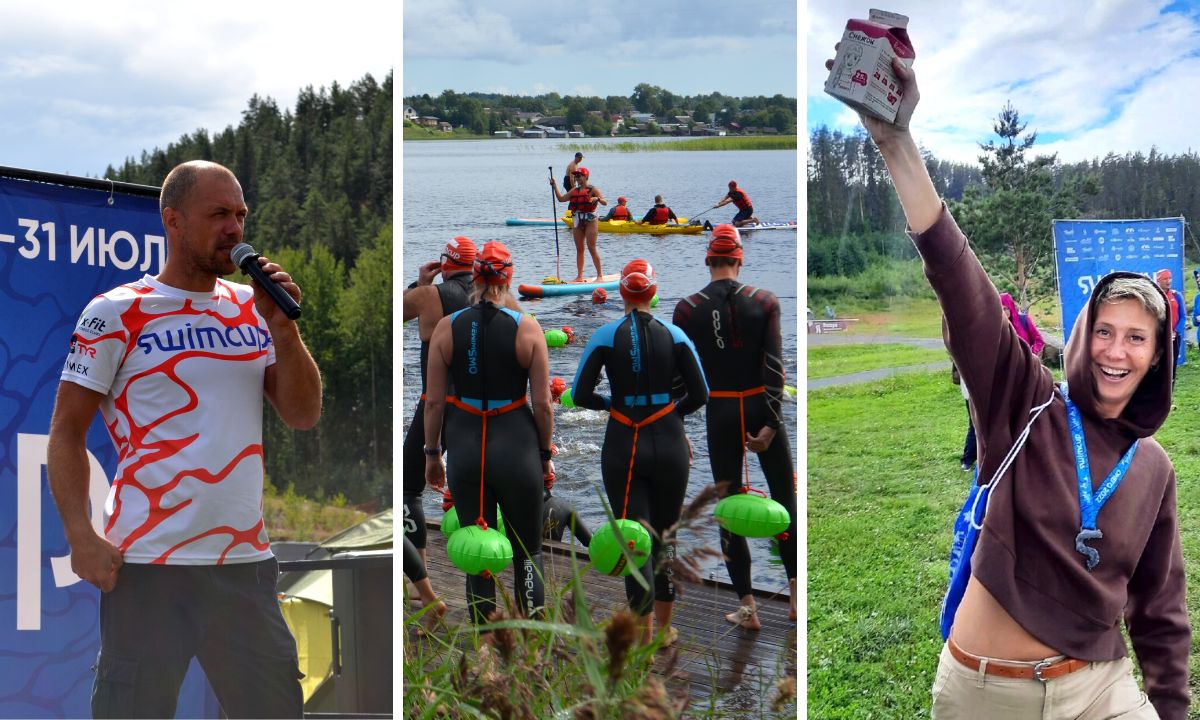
[807,351,1200,716]
[807,344,948,379]
[560,135,796,152]
[262,482,366,541]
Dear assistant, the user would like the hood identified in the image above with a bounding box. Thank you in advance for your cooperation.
[1063,271,1172,437]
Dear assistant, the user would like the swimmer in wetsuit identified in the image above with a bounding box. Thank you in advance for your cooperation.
[542,488,592,546]
[571,259,709,644]
[551,167,606,282]
[424,242,555,623]
[402,535,446,633]
[401,237,477,566]
[672,224,797,627]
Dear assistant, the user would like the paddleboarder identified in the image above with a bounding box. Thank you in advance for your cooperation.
[672,223,797,627]
[550,167,607,282]
[423,242,554,624]
[712,180,760,227]
[571,259,709,645]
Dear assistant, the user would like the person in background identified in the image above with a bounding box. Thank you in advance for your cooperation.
[1191,268,1200,351]
[563,151,583,192]
[604,196,634,222]
[48,160,321,718]
[638,195,679,226]
[833,48,1189,718]
[402,237,480,570]
[999,292,1045,359]
[1157,269,1186,372]
[712,180,760,227]
[403,536,446,635]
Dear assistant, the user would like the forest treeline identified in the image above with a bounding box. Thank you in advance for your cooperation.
[108,72,393,506]
[405,83,798,135]
[809,120,1200,302]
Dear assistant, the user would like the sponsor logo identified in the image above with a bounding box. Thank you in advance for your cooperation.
[629,316,642,372]
[468,321,479,374]
[78,316,107,336]
[135,323,271,355]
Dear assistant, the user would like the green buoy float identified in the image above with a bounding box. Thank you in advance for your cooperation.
[442,506,505,538]
[545,329,568,347]
[560,387,575,409]
[650,294,659,308]
[446,524,513,576]
[714,492,790,538]
[589,518,652,576]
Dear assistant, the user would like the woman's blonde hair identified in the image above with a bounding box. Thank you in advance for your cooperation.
[1095,276,1167,324]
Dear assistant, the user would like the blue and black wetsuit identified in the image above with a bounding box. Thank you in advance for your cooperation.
[444,301,544,622]
[672,279,796,598]
[402,272,473,552]
[543,489,592,546]
[572,310,708,614]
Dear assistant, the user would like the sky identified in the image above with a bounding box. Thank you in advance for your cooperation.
[0,2,394,178]
[403,0,798,100]
[806,0,1200,164]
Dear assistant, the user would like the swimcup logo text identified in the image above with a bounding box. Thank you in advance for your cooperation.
[135,323,271,355]
[468,320,479,374]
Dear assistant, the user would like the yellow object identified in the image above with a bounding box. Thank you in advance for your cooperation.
[279,593,334,702]
[562,217,702,235]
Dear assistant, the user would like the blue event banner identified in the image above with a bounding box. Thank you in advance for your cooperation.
[1053,217,1184,344]
[0,174,214,718]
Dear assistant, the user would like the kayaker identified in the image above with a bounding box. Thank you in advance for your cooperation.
[550,167,607,282]
[423,241,554,624]
[563,151,583,192]
[571,259,709,646]
[671,223,797,628]
[638,195,679,226]
[604,196,634,222]
[713,180,760,227]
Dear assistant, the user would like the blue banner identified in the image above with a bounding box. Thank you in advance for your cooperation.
[1053,217,1184,344]
[0,174,214,718]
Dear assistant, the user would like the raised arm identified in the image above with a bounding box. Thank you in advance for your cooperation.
[549,177,570,203]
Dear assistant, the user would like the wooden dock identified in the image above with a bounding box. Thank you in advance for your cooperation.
[404,523,797,712]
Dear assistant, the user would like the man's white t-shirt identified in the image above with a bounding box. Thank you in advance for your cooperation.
[61,275,277,565]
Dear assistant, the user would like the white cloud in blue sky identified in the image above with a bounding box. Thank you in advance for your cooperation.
[404,0,798,99]
[806,0,1200,163]
[0,1,393,178]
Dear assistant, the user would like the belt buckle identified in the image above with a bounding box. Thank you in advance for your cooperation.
[1033,660,1052,682]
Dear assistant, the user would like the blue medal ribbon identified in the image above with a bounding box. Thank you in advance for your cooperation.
[1059,383,1138,571]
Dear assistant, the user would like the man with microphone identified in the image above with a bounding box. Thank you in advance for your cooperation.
[47,160,321,718]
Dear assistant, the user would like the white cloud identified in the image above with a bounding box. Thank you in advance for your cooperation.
[806,0,1200,162]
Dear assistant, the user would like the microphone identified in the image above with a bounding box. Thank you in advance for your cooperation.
[231,243,302,320]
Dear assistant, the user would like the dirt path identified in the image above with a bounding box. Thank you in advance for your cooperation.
[807,333,948,390]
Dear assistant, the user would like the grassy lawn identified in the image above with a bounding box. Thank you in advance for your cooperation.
[807,344,948,379]
[807,353,1200,717]
[263,483,368,542]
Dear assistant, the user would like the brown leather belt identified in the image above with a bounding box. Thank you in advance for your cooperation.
[947,637,1090,682]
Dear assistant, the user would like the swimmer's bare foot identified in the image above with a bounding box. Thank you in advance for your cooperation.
[726,604,762,630]
[415,599,446,636]
[571,276,585,283]
[593,276,604,283]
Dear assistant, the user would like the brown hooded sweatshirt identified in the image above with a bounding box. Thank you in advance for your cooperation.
[912,206,1189,718]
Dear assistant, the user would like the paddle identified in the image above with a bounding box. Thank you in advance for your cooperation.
[687,205,718,225]
[548,166,561,281]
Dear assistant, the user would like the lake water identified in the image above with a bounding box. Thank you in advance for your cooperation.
[402,136,797,593]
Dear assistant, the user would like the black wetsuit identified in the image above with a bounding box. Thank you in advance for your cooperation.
[403,535,427,583]
[402,272,473,552]
[572,311,708,614]
[673,279,796,598]
[543,490,592,545]
[444,301,544,622]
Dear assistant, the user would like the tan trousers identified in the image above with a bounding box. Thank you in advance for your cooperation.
[931,643,1159,719]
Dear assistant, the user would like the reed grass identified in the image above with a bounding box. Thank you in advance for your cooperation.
[403,484,797,719]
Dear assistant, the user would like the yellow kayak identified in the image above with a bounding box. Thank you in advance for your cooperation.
[562,216,703,235]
